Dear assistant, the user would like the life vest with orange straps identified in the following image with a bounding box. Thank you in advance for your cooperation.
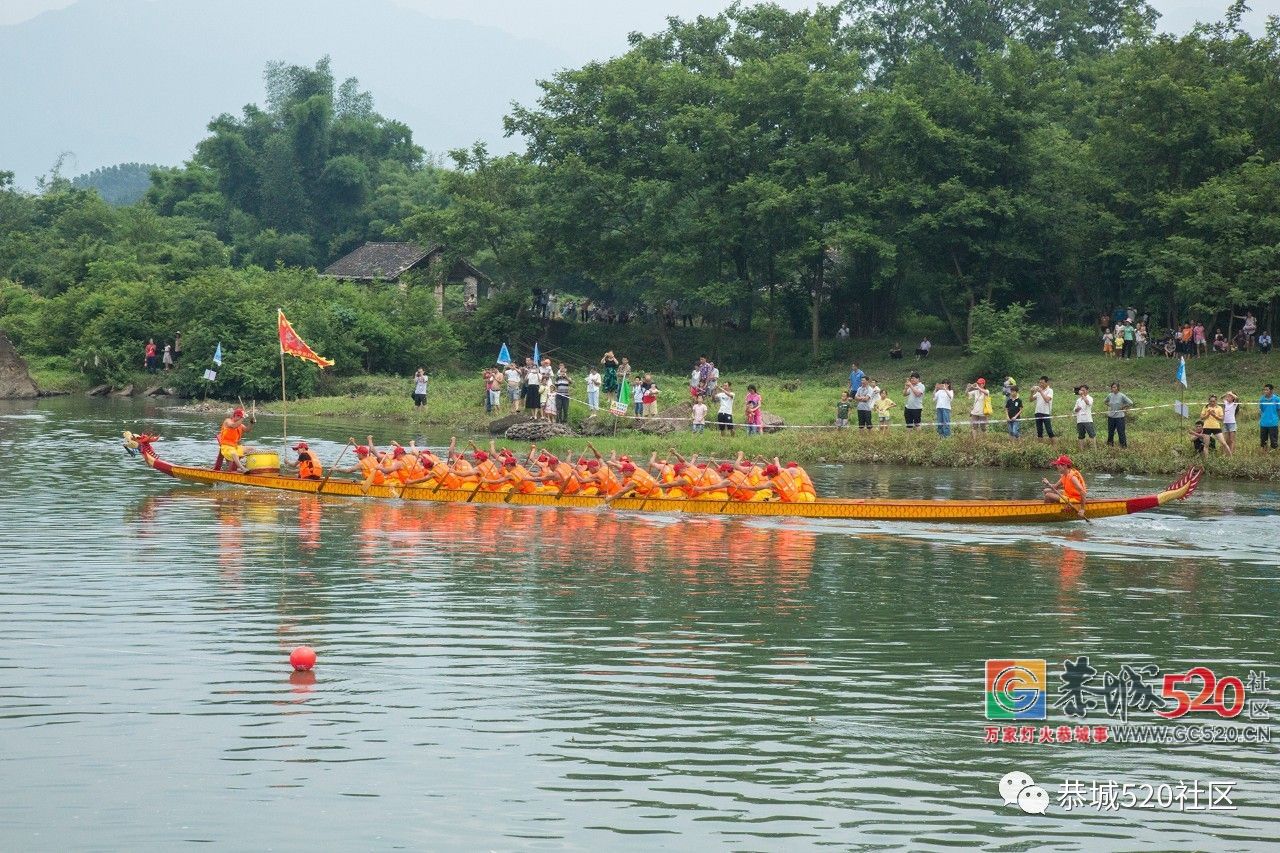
[554,461,579,494]
[624,467,659,496]
[507,464,538,494]
[218,423,244,446]
[297,454,322,480]
[358,455,385,486]
[770,469,800,502]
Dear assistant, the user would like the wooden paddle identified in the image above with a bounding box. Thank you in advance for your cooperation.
[315,439,354,495]
[1042,478,1090,522]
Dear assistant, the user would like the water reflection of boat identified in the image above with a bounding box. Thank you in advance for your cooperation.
[347,500,816,587]
[129,435,1201,524]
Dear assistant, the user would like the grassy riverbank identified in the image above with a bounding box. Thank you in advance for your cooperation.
[264,346,1280,480]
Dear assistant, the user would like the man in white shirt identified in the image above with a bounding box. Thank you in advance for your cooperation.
[854,378,874,429]
[714,382,735,434]
[1031,376,1056,443]
[1073,384,1097,449]
[903,372,925,428]
[933,381,953,437]
[586,368,602,411]
[504,364,522,410]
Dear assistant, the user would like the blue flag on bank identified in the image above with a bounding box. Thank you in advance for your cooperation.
[1176,356,1187,388]
[532,341,540,364]
[496,342,511,365]
[213,342,223,366]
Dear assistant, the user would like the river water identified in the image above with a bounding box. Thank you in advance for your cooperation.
[1,397,1277,851]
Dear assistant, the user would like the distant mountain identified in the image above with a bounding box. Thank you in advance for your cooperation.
[0,0,570,188]
[71,162,159,205]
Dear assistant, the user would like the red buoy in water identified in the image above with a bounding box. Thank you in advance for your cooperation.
[290,645,317,671]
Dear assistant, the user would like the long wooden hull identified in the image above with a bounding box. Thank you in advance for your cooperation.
[132,442,1202,524]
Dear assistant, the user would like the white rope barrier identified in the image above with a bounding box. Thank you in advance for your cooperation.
[523,390,1189,433]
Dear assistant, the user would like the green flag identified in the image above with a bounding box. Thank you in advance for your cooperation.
[611,378,632,415]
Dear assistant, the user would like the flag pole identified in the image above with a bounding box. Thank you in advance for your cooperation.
[278,308,288,441]
[280,347,288,441]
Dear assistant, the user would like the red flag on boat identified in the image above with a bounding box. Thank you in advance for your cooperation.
[277,308,333,368]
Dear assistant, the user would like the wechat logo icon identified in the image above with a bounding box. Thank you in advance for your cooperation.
[1000,771,1050,815]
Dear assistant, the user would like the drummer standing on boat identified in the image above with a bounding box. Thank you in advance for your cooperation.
[215,407,251,472]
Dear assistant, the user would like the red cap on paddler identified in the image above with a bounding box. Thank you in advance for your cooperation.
[393,446,406,457]
[354,446,370,456]
[233,408,245,418]
[764,463,780,476]
[620,461,636,473]
[786,461,798,468]
[473,451,488,462]
[673,462,686,473]
[976,378,986,386]
[585,459,600,469]
[718,462,734,473]
[291,442,308,451]
[1053,455,1073,467]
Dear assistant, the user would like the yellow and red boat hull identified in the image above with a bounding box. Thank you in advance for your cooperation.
[130,439,1201,524]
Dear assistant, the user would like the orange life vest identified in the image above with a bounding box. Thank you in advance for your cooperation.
[476,459,503,490]
[358,455,385,485]
[770,470,800,502]
[790,466,816,496]
[394,456,426,485]
[218,422,244,446]
[1059,468,1086,502]
[625,468,658,496]
[596,466,621,495]
[727,470,754,501]
[298,454,321,479]
[554,462,578,494]
[507,464,538,494]
[450,458,477,485]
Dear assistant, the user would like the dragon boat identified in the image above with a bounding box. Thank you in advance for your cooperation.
[124,433,1201,524]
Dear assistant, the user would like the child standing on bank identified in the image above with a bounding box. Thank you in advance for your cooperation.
[745,385,763,435]
[836,390,851,428]
[875,392,896,431]
[1005,386,1023,438]
[692,397,708,433]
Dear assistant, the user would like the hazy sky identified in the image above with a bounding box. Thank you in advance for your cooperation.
[3,0,1276,57]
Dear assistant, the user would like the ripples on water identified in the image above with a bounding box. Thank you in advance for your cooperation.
[0,400,1277,850]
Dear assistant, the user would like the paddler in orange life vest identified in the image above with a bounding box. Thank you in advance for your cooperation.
[690,461,774,501]
[573,457,605,496]
[603,456,662,505]
[381,445,426,486]
[1043,454,1087,512]
[447,442,479,490]
[283,441,322,480]
[215,407,251,472]
[492,453,548,494]
[336,443,386,490]
[762,461,813,503]
[533,450,581,495]
[471,449,503,491]
[784,461,817,499]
